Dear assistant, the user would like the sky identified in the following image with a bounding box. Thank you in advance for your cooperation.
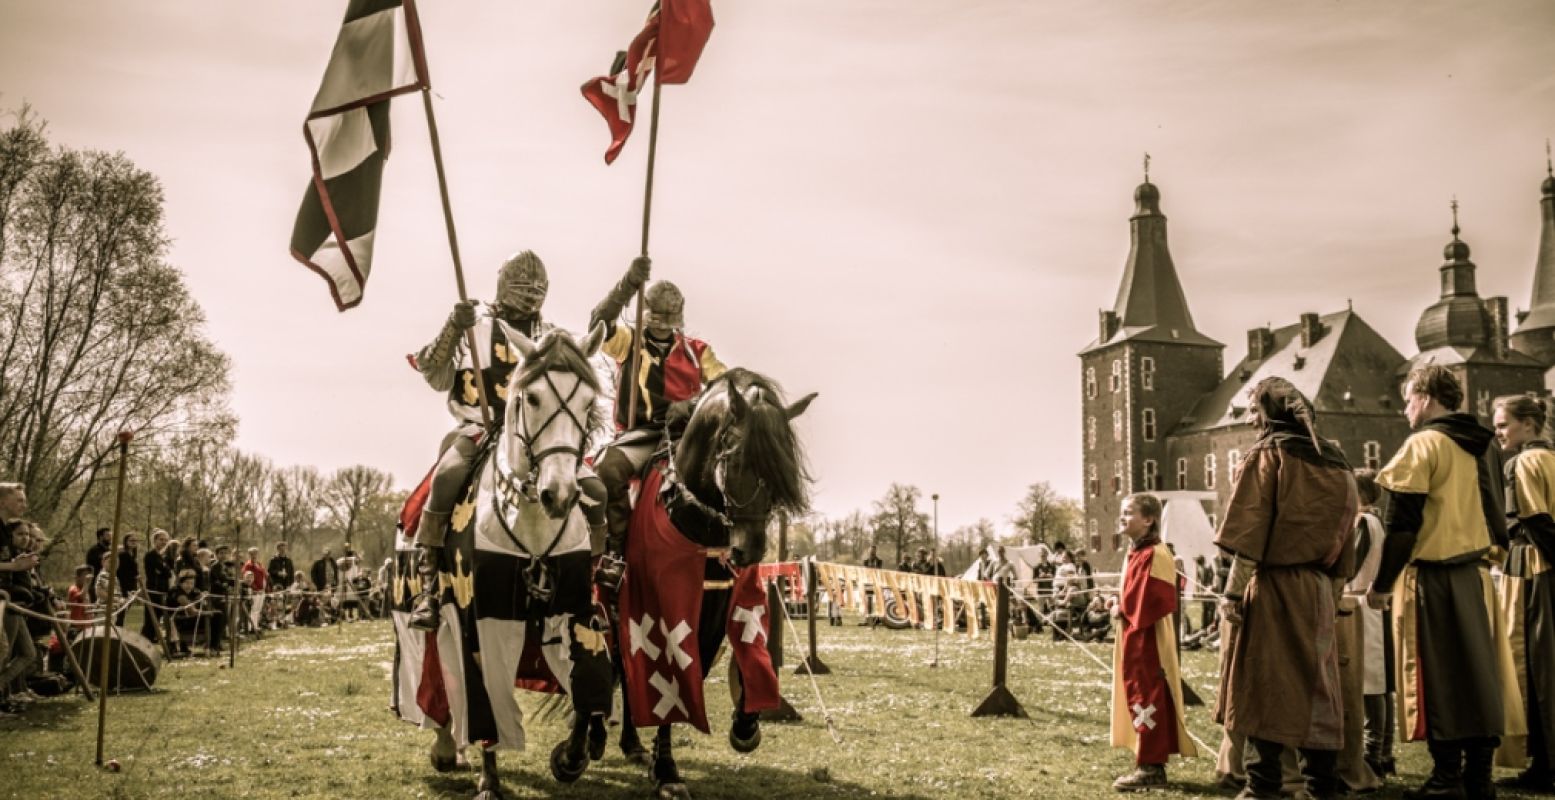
[2,1,1554,537]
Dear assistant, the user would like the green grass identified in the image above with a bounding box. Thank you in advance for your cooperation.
[0,612,1536,799]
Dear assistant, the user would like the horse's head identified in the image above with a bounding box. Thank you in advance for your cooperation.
[495,321,607,519]
[679,369,816,567]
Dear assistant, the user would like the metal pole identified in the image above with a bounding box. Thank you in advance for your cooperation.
[930,493,940,669]
[95,431,131,767]
[229,522,240,669]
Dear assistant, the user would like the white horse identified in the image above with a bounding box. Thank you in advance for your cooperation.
[412,322,613,800]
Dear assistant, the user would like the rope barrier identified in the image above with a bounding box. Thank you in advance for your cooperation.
[1008,589,1217,755]
[772,581,843,745]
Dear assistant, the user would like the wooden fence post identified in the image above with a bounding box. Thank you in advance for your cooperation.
[971,581,1028,718]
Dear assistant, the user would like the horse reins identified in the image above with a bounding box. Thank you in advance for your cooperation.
[490,369,592,591]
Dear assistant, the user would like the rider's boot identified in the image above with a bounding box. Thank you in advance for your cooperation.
[409,509,450,632]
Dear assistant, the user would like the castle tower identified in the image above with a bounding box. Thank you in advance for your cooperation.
[1078,168,1222,562]
[1406,200,1544,420]
[1510,147,1555,367]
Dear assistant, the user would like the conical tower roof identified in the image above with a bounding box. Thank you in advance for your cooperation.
[1082,173,1220,353]
[1510,144,1555,365]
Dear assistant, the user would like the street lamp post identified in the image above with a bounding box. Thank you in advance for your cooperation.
[930,492,940,669]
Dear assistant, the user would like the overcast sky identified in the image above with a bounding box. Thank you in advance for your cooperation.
[3,1,1554,536]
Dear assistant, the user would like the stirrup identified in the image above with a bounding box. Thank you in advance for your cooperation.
[409,592,441,631]
[593,553,626,591]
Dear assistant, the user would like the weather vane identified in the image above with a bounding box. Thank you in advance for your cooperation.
[1451,195,1460,239]
[1143,152,1151,183]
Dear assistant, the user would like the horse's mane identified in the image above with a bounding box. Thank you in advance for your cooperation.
[509,329,606,434]
[699,368,813,514]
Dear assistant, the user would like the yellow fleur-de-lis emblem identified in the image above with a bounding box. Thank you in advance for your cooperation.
[573,623,608,655]
[494,381,508,401]
[461,371,479,405]
[451,496,475,532]
[494,342,517,365]
[440,548,475,609]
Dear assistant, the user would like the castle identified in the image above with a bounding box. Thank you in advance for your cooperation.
[1078,161,1555,569]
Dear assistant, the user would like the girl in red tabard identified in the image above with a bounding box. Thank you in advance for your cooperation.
[1111,493,1196,791]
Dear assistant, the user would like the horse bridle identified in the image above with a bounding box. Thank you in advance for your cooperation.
[661,409,771,532]
[491,368,592,602]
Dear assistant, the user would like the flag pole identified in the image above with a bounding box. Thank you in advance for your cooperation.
[625,80,664,431]
[406,0,494,432]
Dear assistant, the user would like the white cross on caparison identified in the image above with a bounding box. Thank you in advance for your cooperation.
[600,72,636,123]
[732,605,766,644]
[630,612,660,660]
[1131,702,1157,731]
[649,671,688,719]
[661,619,693,669]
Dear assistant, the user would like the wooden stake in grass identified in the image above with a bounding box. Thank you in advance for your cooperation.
[796,557,830,676]
[970,581,1028,719]
[95,430,132,767]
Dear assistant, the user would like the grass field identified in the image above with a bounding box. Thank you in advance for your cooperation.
[0,610,1533,800]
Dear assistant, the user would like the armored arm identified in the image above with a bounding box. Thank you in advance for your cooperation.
[416,301,476,392]
[589,256,651,334]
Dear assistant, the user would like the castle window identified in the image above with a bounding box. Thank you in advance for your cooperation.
[1113,410,1124,442]
[1141,357,1155,391]
[1228,449,1241,482]
[1478,390,1491,418]
[1207,512,1218,532]
[1113,460,1124,494]
[1085,367,1097,399]
[1088,464,1099,497]
[1089,519,1101,552]
[1176,458,1188,490]
[1087,416,1096,450]
[1364,441,1381,471]
[1110,360,1122,393]
[1205,453,1217,490]
[1111,521,1123,551]
[1143,459,1159,491]
[1142,408,1157,442]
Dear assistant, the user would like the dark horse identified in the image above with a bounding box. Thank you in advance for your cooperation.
[615,367,815,799]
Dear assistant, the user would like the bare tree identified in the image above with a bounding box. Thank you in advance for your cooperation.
[870,483,929,566]
[266,465,321,548]
[0,108,231,530]
[1010,481,1082,549]
[319,465,395,548]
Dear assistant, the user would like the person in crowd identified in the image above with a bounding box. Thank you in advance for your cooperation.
[990,545,1016,587]
[911,547,932,575]
[241,547,268,632]
[1079,592,1112,642]
[311,547,339,597]
[268,542,295,625]
[1111,493,1195,790]
[293,575,321,627]
[1347,469,1396,781]
[142,529,173,643]
[1493,394,1555,792]
[1371,365,1518,800]
[84,527,111,602]
[65,565,92,633]
[113,531,142,627]
[1214,377,1356,800]
[337,553,363,622]
[929,550,947,577]
[193,547,213,593]
[0,484,40,713]
[175,536,199,578]
[1031,551,1056,632]
[1194,555,1216,633]
[861,545,884,625]
[168,570,204,657]
[973,548,994,581]
[208,545,233,617]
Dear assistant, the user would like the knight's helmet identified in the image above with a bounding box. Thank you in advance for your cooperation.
[496,250,548,317]
[643,280,684,329]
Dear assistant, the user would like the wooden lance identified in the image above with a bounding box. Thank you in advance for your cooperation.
[95,431,132,767]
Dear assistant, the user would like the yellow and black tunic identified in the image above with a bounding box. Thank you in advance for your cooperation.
[601,325,725,431]
[1499,441,1555,767]
[1374,413,1523,744]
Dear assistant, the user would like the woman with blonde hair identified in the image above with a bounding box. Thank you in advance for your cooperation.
[1493,393,1555,791]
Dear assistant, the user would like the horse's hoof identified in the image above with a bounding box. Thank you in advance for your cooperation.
[587,724,607,761]
[549,740,589,784]
[430,752,458,773]
[655,782,692,800]
[728,723,762,754]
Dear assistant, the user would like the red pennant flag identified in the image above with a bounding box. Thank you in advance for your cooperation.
[657,0,715,84]
[579,13,660,164]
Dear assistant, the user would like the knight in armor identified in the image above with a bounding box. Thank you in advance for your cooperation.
[589,268,727,579]
[409,252,649,626]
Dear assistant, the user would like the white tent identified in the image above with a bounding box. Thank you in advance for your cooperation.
[1155,490,1219,591]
